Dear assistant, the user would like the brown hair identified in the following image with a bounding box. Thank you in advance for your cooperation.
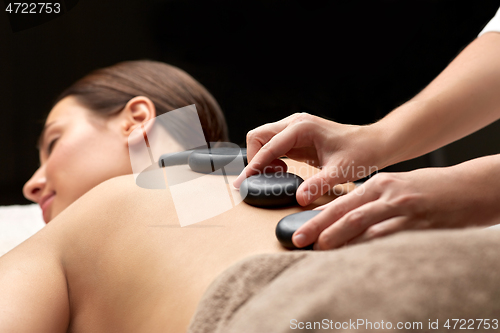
[53,60,229,146]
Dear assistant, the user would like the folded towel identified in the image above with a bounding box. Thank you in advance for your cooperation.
[189,228,500,333]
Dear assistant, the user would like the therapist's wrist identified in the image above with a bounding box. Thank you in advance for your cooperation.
[358,122,397,172]
[367,100,429,169]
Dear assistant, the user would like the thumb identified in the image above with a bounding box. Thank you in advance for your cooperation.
[296,168,342,206]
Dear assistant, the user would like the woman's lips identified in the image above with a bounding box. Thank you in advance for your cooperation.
[40,194,55,223]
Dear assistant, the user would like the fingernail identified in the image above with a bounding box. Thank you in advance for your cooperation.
[233,175,243,188]
[301,189,310,205]
[293,233,306,247]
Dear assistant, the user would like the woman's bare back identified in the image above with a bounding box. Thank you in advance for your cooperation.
[0,160,349,332]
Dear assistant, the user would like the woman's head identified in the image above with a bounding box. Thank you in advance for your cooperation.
[23,60,228,223]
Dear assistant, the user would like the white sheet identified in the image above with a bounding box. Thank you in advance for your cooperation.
[479,6,500,37]
[0,204,45,256]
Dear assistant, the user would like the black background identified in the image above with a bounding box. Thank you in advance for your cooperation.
[1,0,500,205]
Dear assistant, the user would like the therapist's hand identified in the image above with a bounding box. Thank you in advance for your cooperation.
[233,113,387,206]
[292,156,500,250]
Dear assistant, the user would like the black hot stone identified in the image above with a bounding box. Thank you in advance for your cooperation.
[158,144,216,168]
[276,210,321,249]
[188,147,247,174]
[158,150,195,167]
[240,173,304,208]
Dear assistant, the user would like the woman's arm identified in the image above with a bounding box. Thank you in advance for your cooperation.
[0,230,70,332]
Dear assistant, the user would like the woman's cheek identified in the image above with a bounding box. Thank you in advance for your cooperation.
[45,146,82,216]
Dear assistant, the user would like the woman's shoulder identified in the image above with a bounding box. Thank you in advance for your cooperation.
[89,173,164,205]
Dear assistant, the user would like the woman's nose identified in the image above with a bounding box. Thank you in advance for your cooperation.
[23,167,47,203]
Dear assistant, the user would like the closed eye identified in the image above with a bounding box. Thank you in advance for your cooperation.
[47,138,58,155]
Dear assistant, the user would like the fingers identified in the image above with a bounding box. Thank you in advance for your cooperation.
[285,147,320,166]
[262,159,288,174]
[292,184,380,247]
[235,113,321,188]
[295,166,355,206]
[295,169,337,206]
[313,200,399,250]
[232,159,288,189]
[312,182,358,210]
[346,216,407,246]
[234,121,306,188]
[246,114,298,161]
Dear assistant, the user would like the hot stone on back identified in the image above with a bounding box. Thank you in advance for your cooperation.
[239,172,304,207]
[276,210,321,249]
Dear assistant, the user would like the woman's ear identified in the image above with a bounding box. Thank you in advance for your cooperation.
[121,96,157,146]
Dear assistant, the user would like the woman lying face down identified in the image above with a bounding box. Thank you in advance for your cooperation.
[23,60,228,223]
[0,60,350,332]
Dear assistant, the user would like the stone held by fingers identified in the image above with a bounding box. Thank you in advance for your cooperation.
[239,172,304,208]
[275,210,321,250]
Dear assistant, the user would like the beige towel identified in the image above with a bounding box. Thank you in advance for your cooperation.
[189,228,500,332]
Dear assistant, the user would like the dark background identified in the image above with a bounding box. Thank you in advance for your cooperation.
[1,0,500,205]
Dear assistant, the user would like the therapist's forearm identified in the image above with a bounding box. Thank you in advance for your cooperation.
[371,32,500,168]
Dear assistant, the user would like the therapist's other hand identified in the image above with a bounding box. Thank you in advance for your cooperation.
[293,164,500,250]
[233,113,385,206]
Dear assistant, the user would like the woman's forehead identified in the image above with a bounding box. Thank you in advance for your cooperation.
[46,96,87,124]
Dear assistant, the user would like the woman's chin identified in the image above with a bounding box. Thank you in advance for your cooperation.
[43,210,52,224]
[44,204,61,224]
